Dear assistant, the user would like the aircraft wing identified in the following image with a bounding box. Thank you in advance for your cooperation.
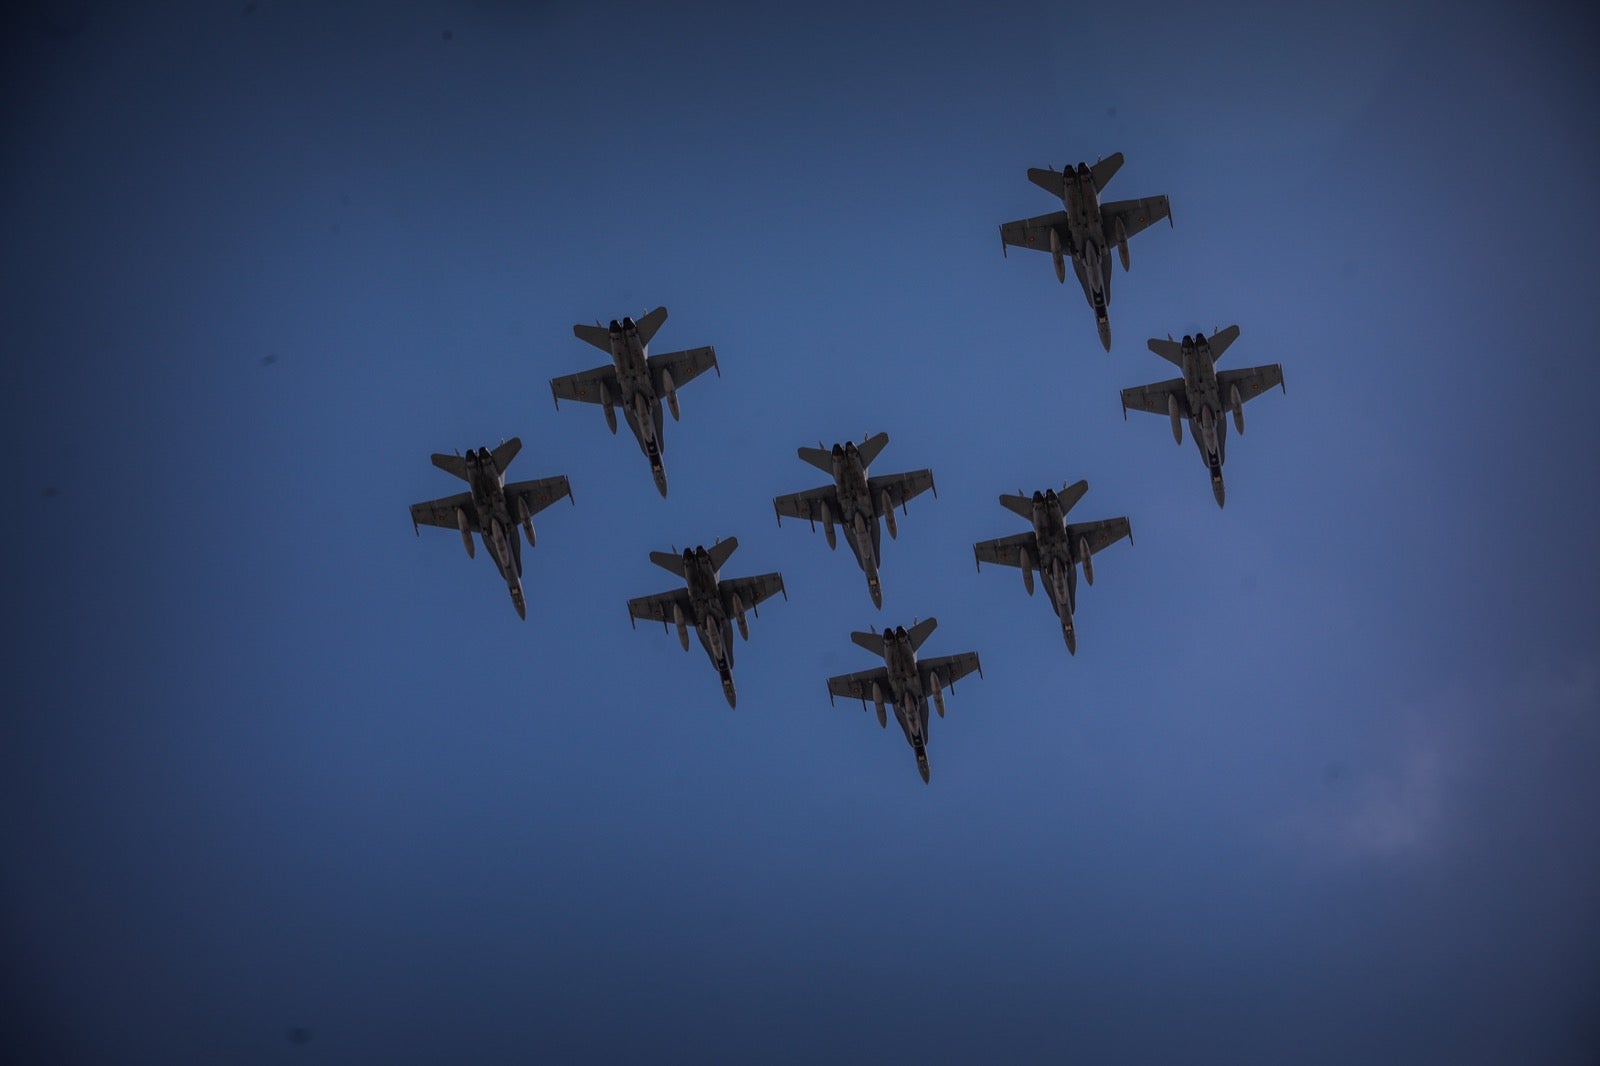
[1216,364,1285,404]
[627,587,693,628]
[504,476,572,518]
[1065,516,1132,556]
[827,666,893,705]
[720,572,786,616]
[411,491,477,533]
[973,530,1039,570]
[1100,195,1171,242]
[1120,377,1187,417]
[648,346,719,393]
[550,364,620,408]
[868,469,936,513]
[773,485,838,525]
[919,652,982,691]
[999,211,1069,255]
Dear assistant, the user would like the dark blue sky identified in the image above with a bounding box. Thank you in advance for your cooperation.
[4,2,1598,1063]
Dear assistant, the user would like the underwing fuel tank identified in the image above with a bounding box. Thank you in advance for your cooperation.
[1168,393,1183,444]
[672,602,689,651]
[456,507,475,559]
[821,499,836,550]
[1231,384,1245,434]
[1079,537,1094,585]
[931,674,946,718]
[1020,546,1034,596]
[599,381,617,434]
[882,491,897,539]
[662,369,679,421]
[1115,216,1129,271]
[871,681,887,728]
[1050,227,1066,283]
[732,593,749,640]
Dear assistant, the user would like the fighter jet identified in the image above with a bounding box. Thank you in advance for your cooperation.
[772,432,935,609]
[826,618,981,784]
[627,538,786,708]
[999,151,1171,351]
[1120,325,1286,507]
[409,438,573,619]
[549,306,719,497]
[973,480,1130,654]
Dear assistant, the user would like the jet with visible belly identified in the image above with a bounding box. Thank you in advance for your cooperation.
[826,618,982,784]
[1120,325,1285,507]
[549,306,719,497]
[772,432,935,609]
[409,438,573,619]
[999,151,1171,351]
[627,538,786,709]
[973,480,1130,654]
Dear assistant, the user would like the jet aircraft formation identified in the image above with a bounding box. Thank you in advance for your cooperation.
[409,150,1286,783]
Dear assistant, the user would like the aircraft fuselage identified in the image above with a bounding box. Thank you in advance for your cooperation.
[879,627,932,781]
[461,446,526,616]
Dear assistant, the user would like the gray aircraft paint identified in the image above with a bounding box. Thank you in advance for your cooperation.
[973,481,1131,654]
[1120,325,1286,507]
[772,432,935,609]
[999,151,1172,351]
[549,306,719,497]
[825,618,982,783]
[409,438,573,619]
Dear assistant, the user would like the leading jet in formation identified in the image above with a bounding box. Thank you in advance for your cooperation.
[549,306,719,497]
[409,438,573,619]
[772,432,935,608]
[973,480,1130,654]
[826,618,982,783]
[999,151,1171,351]
[627,538,786,708]
[1120,325,1285,507]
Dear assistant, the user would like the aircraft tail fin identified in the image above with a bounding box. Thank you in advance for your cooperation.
[430,453,469,481]
[490,437,521,473]
[634,306,668,348]
[999,493,1033,520]
[1090,152,1124,192]
[798,445,834,473]
[907,616,938,652]
[706,537,739,573]
[1057,479,1089,515]
[573,323,613,352]
[1027,167,1066,198]
[648,551,687,577]
[850,630,885,656]
[855,431,889,470]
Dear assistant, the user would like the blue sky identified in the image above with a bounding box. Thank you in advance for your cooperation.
[3,1,1598,1063]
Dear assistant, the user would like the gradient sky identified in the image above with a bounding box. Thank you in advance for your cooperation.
[4,2,1598,1063]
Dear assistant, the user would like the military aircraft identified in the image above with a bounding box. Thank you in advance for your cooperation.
[549,306,719,497]
[772,432,935,609]
[409,438,573,619]
[1120,325,1285,507]
[826,618,982,784]
[973,480,1130,654]
[999,151,1171,351]
[627,538,786,708]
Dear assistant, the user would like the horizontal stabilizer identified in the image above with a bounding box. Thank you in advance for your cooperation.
[1057,479,1089,515]
[430,453,469,481]
[1203,324,1240,363]
[907,616,938,652]
[1090,152,1124,192]
[999,493,1033,520]
[634,306,668,348]
[798,445,834,473]
[648,551,687,577]
[855,431,889,470]
[706,537,739,573]
[490,437,521,473]
[573,323,613,353]
[1027,167,1066,198]
[850,630,885,657]
[1147,337,1185,367]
